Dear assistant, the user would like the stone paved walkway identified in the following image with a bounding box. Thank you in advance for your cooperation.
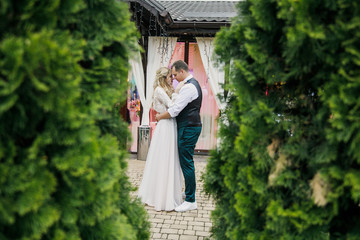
[127,155,215,240]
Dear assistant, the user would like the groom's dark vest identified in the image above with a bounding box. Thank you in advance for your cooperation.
[176,78,202,129]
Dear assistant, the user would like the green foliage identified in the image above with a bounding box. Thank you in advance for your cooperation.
[0,0,149,239]
[203,0,360,239]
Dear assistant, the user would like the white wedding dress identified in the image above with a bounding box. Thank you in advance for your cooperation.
[137,87,183,211]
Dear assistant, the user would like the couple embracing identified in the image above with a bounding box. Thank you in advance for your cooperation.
[138,60,202,212]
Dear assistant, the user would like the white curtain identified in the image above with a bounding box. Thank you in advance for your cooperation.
[196,37,226,110]
[142,36,177,125]
[129,51,146,110]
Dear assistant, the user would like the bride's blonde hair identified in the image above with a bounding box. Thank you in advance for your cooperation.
[153,67,174,98]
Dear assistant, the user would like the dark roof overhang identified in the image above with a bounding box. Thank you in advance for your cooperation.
[126,0,173,29]
[125,0,237,37]
[167,21,230,36]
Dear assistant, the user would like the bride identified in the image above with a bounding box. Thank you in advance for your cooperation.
[137,67,183,211]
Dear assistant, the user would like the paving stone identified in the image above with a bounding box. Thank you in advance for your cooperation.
[193,221,205,227]
[183,230,196,235]
[193,226,204,231]
[196,231,210,237]
[184,217,195,221]
[196,217,210,222]
[161,224,171,228]
[152,233,162,238]
[151,218,164,223]
[168,234,180,240]
[150,227,160,233]
[164,219,175,224]
[179,236,198,240]
[161,228,179,234]
[173,224,188,230]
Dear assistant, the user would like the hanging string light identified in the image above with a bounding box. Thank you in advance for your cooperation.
[130,1,173,64]
[139,5,144,33]
[133,2,138,28]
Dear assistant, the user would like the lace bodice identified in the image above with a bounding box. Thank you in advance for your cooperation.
[152,87,177,113]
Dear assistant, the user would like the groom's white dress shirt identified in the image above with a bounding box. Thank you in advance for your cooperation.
[168,74,199,118]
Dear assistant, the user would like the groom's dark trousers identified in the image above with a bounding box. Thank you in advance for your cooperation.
[176,78,202,203]
[178,126,202,203]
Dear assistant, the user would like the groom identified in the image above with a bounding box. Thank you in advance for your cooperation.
[156,60,202,212]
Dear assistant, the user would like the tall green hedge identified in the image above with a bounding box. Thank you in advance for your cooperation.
[0,1,149,239]
[204,0,360,239]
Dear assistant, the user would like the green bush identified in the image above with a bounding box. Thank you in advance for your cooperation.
[0,1,149,239]
[203,0,360,239]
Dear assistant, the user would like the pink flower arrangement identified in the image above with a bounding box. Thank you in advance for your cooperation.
[129,99,141,115]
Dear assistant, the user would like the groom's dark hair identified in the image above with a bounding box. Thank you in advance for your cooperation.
[172,60,189,72]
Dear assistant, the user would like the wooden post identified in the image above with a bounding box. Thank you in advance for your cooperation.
[139,36,148,123]
[184,40,189,64]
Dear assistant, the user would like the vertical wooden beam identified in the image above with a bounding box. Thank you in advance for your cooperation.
[184,41,189,64]
[139,36,148,124]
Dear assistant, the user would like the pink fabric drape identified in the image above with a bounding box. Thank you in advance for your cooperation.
[189,43,219,150]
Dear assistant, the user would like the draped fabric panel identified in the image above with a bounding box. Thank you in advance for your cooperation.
[142,37,177,125]
[189,43,219,150]
[126,70,141,152]
[129,51,146,109]
[196,37,226,110]
[128,52,145,152]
